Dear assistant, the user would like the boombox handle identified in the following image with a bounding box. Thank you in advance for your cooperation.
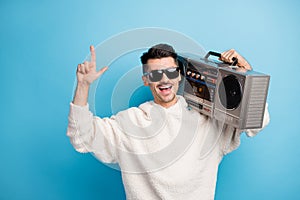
[204,51,238,66]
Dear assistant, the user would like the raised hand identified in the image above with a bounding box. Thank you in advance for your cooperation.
[73,45,108,106]
[76,45,108,85]
[220,49,252,70]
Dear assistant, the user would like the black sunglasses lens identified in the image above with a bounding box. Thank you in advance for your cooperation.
[165,68,179,79]
[149,70,163,82]
[147,68,179,82]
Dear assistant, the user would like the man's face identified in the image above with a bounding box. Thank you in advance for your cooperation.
[142,57,181,108]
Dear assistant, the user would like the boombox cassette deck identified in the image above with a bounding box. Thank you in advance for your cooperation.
[178,51,270,130]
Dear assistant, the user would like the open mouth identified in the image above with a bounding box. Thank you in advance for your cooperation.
[157,84,173,92]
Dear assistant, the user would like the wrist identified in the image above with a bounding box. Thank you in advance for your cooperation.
[77,81,90,88]
[73,82,90,106]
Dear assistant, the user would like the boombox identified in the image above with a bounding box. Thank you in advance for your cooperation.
[177,51,270,130]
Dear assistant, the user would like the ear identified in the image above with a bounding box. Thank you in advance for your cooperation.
[142,76,149,86]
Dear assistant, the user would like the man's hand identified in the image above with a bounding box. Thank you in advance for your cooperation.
[73,45,108,106]
[220,49,252,70]
[76,45,108,86]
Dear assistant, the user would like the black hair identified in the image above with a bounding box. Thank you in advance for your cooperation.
[140,43,178,73]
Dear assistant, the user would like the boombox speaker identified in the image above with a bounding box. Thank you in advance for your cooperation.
[178,51,270,130]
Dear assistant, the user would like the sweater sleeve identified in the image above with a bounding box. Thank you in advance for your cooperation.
[66,103,120,163]
[220,103,270,155]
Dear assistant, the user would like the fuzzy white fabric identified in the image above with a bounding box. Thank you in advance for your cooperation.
[67,96,269,200]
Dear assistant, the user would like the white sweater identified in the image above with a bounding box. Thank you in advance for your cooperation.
[67,96,270,200]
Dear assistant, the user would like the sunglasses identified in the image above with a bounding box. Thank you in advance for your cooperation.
[143,67,180,82]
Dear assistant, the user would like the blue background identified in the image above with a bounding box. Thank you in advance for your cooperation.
[1,0,299,199]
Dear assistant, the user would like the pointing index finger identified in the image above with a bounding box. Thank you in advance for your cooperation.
[90,45,96,63]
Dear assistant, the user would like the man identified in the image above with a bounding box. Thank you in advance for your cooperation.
[67,44,269,200]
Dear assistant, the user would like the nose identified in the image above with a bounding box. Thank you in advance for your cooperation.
[160,72,169,82]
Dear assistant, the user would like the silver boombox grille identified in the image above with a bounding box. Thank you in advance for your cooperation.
[177,51,270,130]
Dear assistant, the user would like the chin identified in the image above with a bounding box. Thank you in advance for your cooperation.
[164,94,176,102]
[158,93,177,104]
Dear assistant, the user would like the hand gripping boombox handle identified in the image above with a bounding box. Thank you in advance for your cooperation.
[204,51,238,66]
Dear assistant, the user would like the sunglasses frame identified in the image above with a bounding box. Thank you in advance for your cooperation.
[143,66,180,82]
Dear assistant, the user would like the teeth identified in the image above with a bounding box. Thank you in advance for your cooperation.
[159,85,171,89]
